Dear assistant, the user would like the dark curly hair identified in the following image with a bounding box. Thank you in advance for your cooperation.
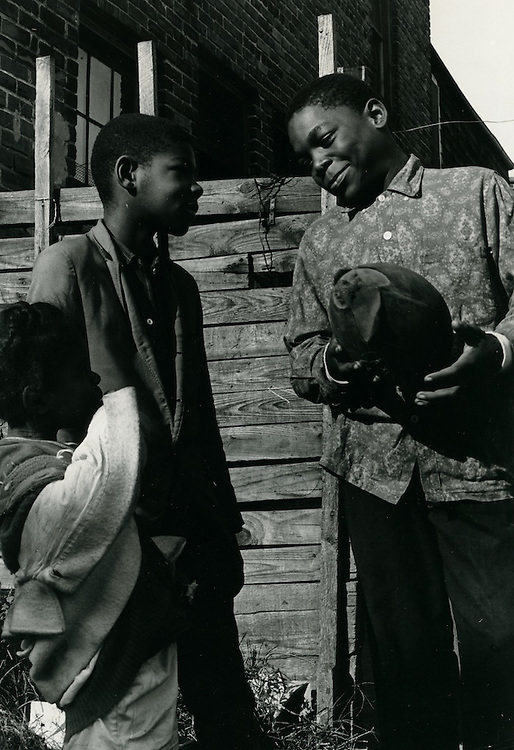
[286,72,383,123]
[90,113,192,206]
[0,301,74,427]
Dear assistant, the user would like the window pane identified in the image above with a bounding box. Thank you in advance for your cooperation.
[77,48,88,115]
[89,56,111,124]
[112,71,122,118]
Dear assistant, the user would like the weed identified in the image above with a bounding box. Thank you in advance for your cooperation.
[177,642,375,750]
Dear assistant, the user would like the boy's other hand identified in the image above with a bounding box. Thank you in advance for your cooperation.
[414,322,505,407]
[324,337,387,410]
[324,337,363,386]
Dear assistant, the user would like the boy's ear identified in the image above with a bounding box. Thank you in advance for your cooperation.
[364,98,388,130]
[115,155,138,195]
[22,384,54,417]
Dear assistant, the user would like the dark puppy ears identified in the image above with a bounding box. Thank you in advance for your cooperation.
[333,268,351,284]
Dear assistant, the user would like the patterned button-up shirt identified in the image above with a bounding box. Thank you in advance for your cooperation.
[285,155,514,504]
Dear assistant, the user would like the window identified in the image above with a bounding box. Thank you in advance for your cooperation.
[370,0,393,104]
[197,51,255,180]
[72,12,137,185]
[75,50,123,184]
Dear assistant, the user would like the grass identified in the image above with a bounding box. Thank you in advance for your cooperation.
[178,642,375,750]
[243,644,375,750]
[0,594,374,750]
[0,592,53,750]
[0,709,51,750]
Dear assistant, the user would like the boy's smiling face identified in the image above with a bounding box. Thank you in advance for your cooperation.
[135,143,203,236]
[288,101,388,209]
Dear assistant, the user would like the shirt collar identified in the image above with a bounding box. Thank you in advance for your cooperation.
[99,220,159,268]
[385,154,423,197]
[337,154,424,216]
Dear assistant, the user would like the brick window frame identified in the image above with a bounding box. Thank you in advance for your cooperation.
[70,12,137,186]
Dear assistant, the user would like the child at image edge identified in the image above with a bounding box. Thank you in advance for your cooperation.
[0,301,186,750]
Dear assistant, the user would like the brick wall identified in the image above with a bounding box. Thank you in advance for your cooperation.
[393,0,433,163]
[0,0,79,190]
[0,0,436,190]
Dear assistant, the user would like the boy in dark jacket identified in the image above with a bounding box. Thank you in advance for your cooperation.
[28,114,269,750]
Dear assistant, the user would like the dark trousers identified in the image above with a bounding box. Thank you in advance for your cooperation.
[177,589,268,750]
[342,478,514,750]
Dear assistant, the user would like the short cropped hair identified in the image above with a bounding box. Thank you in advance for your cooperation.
[90,113,192,205]
[286,73,382,122]
[0,302,74,426]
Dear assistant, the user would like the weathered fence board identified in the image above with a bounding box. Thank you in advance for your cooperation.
[235,581,319,614]
[169,214,314,260]
[177,252,250,291]
[192,177,320,217]
[176,248,297,292]
[0,272,31,303]
[0,177,318,226]
[230,462,322,503]
[240,508,321,546]
[204,321,286,359]
[0,238,34,270]
[221,422,322,463]
[202,288,290,325]
[236,608,320,680]
[208,355,291,393]
[237,581,321,681]
[241,545,319,584]
[0,190,36,225]
[213,390,321,427]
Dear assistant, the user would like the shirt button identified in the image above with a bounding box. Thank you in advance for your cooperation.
[378,194,386,202]
[146,318,154,326]
[383,231,392,240]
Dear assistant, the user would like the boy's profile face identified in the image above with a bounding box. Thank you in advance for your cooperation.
[135,143,203,236]
[288,101,387,209]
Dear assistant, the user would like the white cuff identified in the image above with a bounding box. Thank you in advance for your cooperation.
[486,331,513,371]
[322,343,350,385]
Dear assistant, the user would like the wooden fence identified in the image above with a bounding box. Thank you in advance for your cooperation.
[0,154,325,677]
[0,16,359,720]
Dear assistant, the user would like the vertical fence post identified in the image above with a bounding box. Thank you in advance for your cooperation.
[318,14,338,216]
[34,56,54,258]
[137,40,168,254]
[316,14,353,726]
[137,41,158,116]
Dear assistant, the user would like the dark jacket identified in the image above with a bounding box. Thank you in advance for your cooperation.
[28,221,243,596]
